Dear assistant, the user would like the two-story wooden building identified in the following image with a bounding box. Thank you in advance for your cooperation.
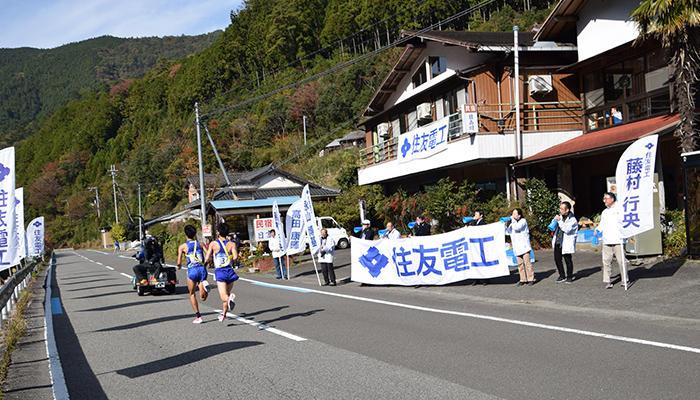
[357,29,582,200]
[514,0,688,219]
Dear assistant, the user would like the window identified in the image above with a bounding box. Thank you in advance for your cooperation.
[321,218,336,229]
[412,66,427,88]
[430,56,447,78]
[444,89,458,115]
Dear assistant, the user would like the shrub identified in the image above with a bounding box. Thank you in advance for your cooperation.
[662,209,686,257]
[524,178,560,248]
[421,178,477,232]
[111,223,126,242]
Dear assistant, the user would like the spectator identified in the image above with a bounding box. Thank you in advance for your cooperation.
[383,222,401,240]
[268,229,287,279]
[113,239,120,253]
[596,192,626,289]
[413,215,431,236]
[552,201,578,284]
[506,208,534,286]
[469,210,487,285]
[319,229,336,286]
[359,219,374,240]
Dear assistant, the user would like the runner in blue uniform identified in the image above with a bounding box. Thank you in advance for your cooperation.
[176,225,211,324]
[205,223,239,322]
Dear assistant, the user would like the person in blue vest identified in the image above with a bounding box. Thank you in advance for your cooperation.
[205,223,239,322]
[176,225,211,324]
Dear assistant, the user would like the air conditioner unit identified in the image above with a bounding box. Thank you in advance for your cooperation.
[416,102,432,122]
[377,122,390,138]
[528,75,553,95]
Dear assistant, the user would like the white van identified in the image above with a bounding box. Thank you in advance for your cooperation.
[317,216,350,249]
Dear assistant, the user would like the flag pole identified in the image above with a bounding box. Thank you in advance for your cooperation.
[621,241,629,291]
[286,255,290,280]
[310,251,321,286]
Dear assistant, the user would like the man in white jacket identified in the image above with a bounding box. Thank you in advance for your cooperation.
[597,192,626,289]
[552,201,578,284]
[319,229,337,286]
[268,230,286,279]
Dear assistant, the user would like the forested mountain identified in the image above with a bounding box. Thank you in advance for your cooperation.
[0,33,221,147]
[13,0,554,247]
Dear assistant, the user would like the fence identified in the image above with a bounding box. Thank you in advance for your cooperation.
[0,256,43,327]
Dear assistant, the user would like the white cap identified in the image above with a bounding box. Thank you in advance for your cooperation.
[362,219,371,225]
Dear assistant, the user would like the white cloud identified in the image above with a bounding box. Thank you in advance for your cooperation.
[0,0,239,49]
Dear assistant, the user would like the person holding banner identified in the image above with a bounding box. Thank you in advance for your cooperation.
[176,225,211,324]
[319,229,337,286]
[205,223,239,322]
[505,208,534,286]
[383,222,401,240]
[552,202,578,284]
[268,229,287,279]
[359,220,374,240]
[596,192,626,289]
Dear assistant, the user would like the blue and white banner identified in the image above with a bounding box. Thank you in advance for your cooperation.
[0,147,17,271]
[397,116,449,163]
[351,223,511,285]
[285,198,306,255]
[301,185,321,254]
[615,135,658,238]
[272,201,286,255]
[12,187,25,264]
[27,216,44,258]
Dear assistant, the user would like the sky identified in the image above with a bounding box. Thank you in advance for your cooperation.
[0,0,242,49]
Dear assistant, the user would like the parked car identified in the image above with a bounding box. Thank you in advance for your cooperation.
[317,216,350,249]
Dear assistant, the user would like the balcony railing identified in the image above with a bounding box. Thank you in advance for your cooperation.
[360,101,582,167]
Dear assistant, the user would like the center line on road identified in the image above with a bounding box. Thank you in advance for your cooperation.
[119,272,132,279]
[214,309,307,342]
[105,266,114,270]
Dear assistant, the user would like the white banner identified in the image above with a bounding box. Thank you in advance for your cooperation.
[0,147,16,270]
[272,201,286,255]
[301,185,321,254]
[351,223,511,285]
[27,216,45,258]
[615,135,658,238]
[285,198,306,255]
[397,116,449,163]
[12,187,25,264]
[253,217,274,242]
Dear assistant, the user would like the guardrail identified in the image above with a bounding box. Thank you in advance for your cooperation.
[0,256,43,326]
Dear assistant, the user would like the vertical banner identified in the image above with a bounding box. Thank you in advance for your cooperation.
[272,201,287,255]
[0,147,16,271]
[351,223,511,285]
[615,135,658,238]
[285,198,306,255]
[301,185,321,254]
[13,187,25,264]
[26,217,45,258]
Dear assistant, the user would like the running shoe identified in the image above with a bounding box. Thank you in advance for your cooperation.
[218,313,225,322]
[228,293,236,312]
[192,316,203,324]
[202,280,211,293]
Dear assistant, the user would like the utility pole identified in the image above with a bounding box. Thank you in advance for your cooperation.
[303,115,307,146]
[513,25,521,202]
[195,103,207,232]
[88,187,101,219]
[138,183,143,241]
[108,164,119,224]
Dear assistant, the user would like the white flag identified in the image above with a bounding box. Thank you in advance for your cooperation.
[0,147,16,271]
[285,198,306,255]
[301,185,321,254]
[272,201,287,256]
[27,216,45,258]
[12,187,25,264]
[615,134,658,238]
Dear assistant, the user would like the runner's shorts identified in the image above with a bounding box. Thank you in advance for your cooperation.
[214,266,239,283]
[187,265,208,283]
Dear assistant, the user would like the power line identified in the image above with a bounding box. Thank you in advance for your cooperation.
[201,0,496,120]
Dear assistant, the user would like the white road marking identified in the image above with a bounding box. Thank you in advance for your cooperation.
[89,250,110,255]
[118,255,131,259]
[105,266,114,270]
[119,272,132,279]
[235,277,700,355]
[214,309,307,342]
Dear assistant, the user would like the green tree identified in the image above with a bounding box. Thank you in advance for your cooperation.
[632,0,700,153]
[111,223,127,242]
[524,178,560,247]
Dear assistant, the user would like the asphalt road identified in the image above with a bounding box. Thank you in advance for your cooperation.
[49,250,700,400]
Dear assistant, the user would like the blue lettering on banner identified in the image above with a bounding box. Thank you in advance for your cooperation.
[626,157,643,175]
[469,236,499,267]
[413,245,441,276]
[392,247,415,277]
[291,210,302,228]
[622,195,641,228]
[440,238,469,271]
